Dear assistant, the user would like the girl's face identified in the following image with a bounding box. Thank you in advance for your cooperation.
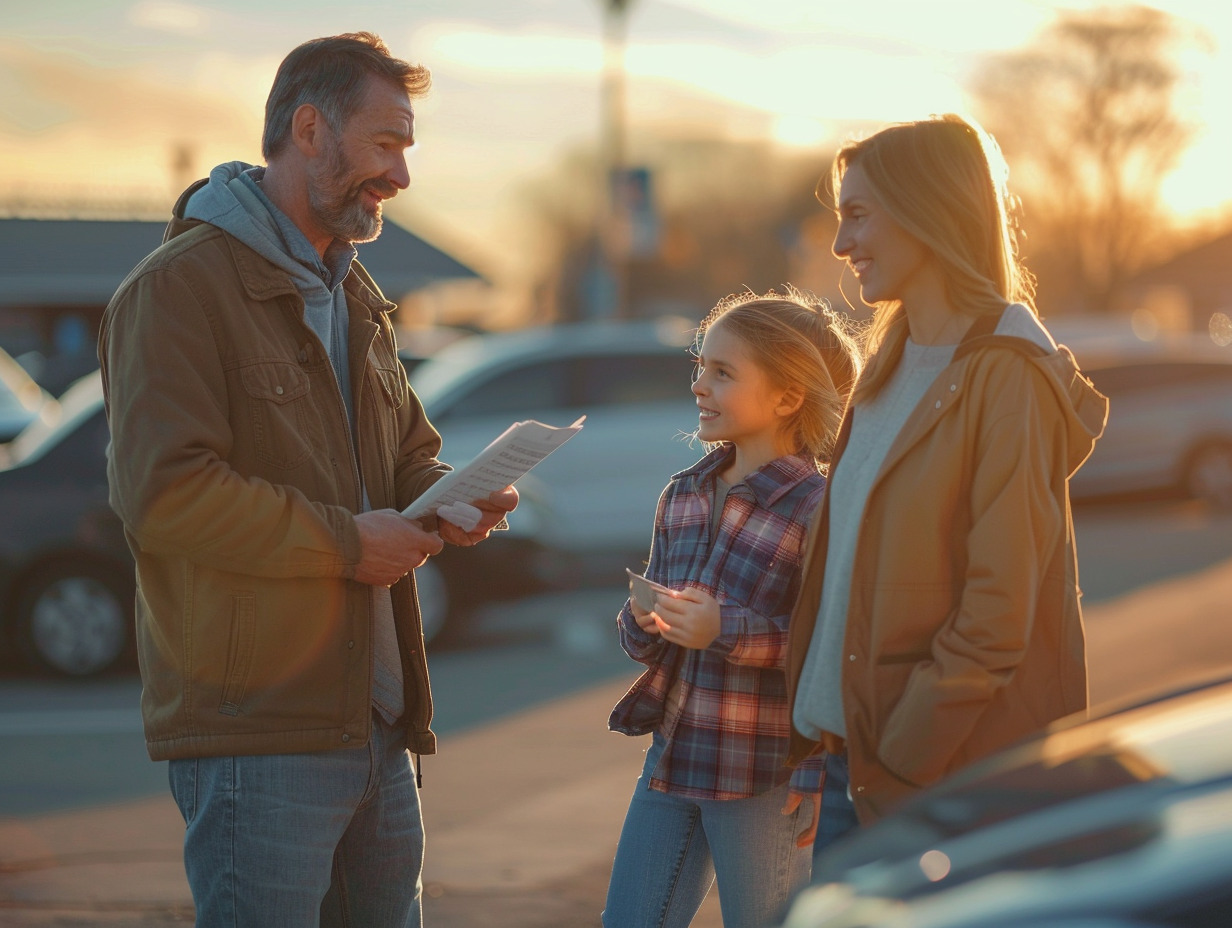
[832,161,939,309]
[692,321,793,459]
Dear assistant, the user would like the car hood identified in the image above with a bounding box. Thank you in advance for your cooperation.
[814,677,1232,885]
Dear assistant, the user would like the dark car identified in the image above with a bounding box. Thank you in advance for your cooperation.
[0,345,58,442]
[0,370,526,675]
[781,674,1232,927]
[0,372,133,676]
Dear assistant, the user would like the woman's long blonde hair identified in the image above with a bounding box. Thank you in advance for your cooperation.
[693,287,862,471]
[823,114,1036,402]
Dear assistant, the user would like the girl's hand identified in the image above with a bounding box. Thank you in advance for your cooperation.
[783,789,820,848]
[652,587,720,649]
[630,598,661,634]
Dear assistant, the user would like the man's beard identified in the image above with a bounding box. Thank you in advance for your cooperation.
[309,133,395,244]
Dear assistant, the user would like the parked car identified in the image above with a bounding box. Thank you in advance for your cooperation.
[0,370,480,676]
[0,319,709,673]
[395,324,474,379]
[0,371,132,676]
[407,318,706,599]
[0,345,57,442]
[780,673,1232,927]
[1065,334,1232,507]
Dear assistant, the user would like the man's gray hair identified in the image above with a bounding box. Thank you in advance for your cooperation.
[262,32,431,160]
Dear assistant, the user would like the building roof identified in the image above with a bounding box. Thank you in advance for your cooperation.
[1122,229,1232,318]
[0,216,481,308]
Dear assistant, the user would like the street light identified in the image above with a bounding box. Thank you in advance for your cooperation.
[599,0,634,318]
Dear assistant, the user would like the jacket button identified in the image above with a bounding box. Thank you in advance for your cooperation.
[949,383,957,392]
[934,399,942,409]
[275,385,285,395]
[855,785,865,793]
[848,654,856,661]
[341,733,351,743]
[347,640,355,649]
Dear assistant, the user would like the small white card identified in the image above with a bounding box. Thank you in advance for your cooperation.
[625,568,672,612]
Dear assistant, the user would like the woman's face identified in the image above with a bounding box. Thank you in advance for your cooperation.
[832,162,937,309]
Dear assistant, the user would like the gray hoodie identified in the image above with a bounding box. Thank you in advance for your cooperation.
[183,160,359,432]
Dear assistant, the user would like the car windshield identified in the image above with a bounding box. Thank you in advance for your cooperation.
[0,348,46,416]
[6,371,103,466]
[408,336,501,412]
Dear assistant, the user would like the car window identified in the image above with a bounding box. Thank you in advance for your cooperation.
[58,408,111,461]
[579,353,693,407]
[0,348,44,414]
[8,374,103,465]
[443,360,571,418]
[1089,362,1232,397]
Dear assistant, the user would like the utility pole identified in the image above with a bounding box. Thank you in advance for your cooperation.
[599,0,633,319]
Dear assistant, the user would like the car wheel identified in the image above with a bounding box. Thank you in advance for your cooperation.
[13,561,133,677]
[414,558,450,646]
[1184,442,1232,508]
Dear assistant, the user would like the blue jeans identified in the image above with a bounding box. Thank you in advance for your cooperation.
[811,752,860,872]
[168,711,423,928]
[603,734,811,928]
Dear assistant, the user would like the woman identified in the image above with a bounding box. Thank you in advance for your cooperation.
[785,114,1109,856]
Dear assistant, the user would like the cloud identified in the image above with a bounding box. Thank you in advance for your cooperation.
[127,0,208,37]
[415,24,965,125]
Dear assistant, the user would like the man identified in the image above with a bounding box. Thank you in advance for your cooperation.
[99,32,516,928]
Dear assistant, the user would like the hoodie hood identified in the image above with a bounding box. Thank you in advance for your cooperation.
[168,162,361,437]
[173,161,354,292]
[960,304,1109,477]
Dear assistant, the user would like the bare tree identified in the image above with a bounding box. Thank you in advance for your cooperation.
[519,138,833,323]
[972,5,1200,314]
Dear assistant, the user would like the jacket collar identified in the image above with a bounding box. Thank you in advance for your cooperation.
[676,445,822,508]
[851,305,1107,483]
[164,179,397,318]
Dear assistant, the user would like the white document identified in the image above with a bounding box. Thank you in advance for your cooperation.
[402,415,586,521]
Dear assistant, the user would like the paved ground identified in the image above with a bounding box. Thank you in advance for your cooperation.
[3,554,1232,926]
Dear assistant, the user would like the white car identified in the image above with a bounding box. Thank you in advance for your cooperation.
[408,319,706,639]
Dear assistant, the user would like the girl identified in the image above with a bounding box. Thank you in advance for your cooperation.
[785,114,1109,860]
[604,289,861,928]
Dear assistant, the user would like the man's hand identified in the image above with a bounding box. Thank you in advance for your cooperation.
[354,509,444,587]
[438,485,519,547]
[651,587,721,649]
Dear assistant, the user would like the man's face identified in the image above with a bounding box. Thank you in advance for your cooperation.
[308,75,416,244]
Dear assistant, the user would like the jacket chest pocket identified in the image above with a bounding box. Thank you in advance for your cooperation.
[367,362,406,449]
[241,362,317,469]
[374,365,406,411]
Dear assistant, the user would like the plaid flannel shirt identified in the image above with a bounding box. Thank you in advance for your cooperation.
[609,445,828,801]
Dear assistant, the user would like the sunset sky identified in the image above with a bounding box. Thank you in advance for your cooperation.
[2,0,1230,287]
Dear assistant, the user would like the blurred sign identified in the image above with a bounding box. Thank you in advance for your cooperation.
[610,166,660,260]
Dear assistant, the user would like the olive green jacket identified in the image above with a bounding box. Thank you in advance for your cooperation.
[100,188,449,762]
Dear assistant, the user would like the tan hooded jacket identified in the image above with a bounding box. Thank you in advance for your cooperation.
[786,309,1109,822]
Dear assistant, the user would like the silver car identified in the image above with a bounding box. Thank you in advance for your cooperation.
[1067,335,1232,507]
